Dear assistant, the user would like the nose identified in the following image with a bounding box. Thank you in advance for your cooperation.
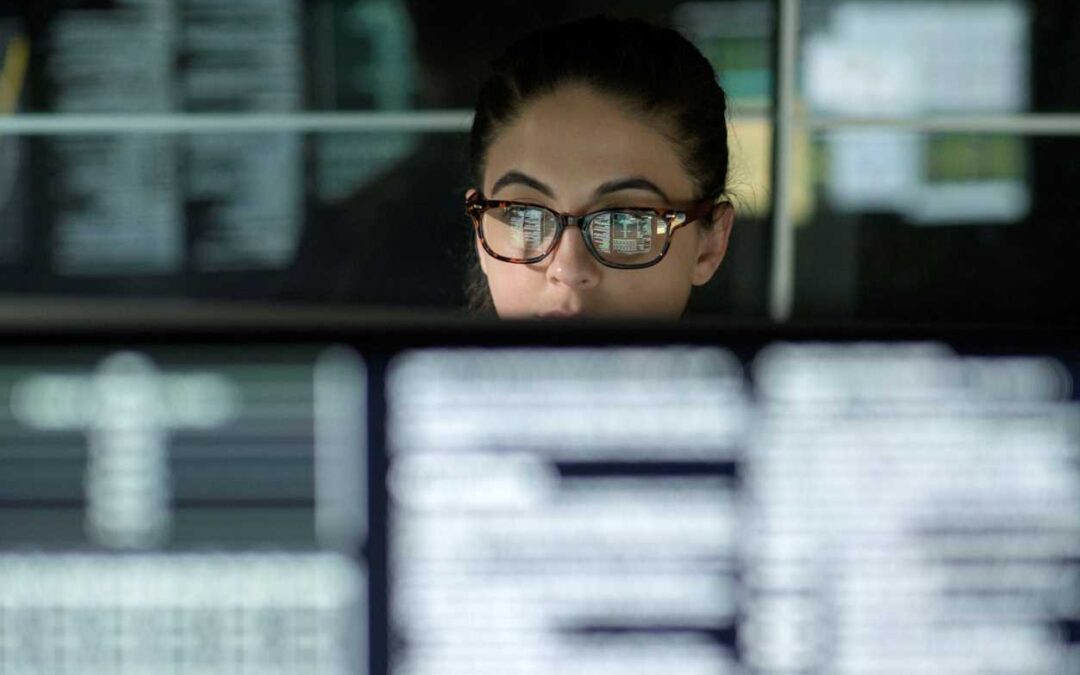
[546,226,601,289]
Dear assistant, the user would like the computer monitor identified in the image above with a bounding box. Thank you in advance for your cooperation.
[0,318,1077,674]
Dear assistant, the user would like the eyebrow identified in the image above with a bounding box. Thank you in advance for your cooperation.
[593,177,670,202]
[490,171,555,198]
[489,171,671,203]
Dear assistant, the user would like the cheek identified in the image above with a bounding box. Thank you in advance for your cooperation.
[605,236,698,314]
[664,227,702,271]
[640,232,699,290]
[611,268,693,315]
[484,262,545,314]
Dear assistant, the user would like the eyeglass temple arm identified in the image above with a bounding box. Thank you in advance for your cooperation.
[671,199,722,228]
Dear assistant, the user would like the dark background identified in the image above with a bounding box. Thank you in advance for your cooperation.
[0,0,1076,323]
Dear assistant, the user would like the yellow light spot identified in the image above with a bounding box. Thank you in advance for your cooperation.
[0,35,30,116]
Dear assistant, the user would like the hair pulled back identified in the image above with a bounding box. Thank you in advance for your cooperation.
[470,15,729,199]
[466,16,730,312]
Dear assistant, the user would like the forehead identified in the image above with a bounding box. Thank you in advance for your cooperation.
[482,84,696,201]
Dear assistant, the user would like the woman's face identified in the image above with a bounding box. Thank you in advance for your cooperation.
[474,83,733,319]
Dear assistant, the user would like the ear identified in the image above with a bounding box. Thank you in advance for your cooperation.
[691,201,734,286]
[466,188,491,277]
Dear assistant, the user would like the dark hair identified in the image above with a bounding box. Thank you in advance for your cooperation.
[466,15,731,313]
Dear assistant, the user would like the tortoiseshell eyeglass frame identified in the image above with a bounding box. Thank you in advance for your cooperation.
[465,192,718,270]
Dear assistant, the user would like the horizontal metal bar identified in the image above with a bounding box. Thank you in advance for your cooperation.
[2,111,1079,136]
[804,113,1080,135]
[0,111,476,134]
[0,110,779,135]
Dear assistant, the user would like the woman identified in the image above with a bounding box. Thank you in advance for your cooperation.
[465,16,734,318]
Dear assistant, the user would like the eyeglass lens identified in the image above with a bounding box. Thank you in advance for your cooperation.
[482,204,667,266]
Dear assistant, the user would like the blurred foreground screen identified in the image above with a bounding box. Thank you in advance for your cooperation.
[0,331,1078,674]
[0,346,368,673]
[385,342,1080,675]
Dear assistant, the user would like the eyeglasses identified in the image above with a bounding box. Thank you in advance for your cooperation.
[466,192,716,269]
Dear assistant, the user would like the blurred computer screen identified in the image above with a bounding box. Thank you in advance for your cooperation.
[0,322,1077,673]
[0,343,368,672]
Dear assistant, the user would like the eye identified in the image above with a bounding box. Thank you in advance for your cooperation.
[506,206,551,247]
[587,211,662,264]
[482,204,559,259]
